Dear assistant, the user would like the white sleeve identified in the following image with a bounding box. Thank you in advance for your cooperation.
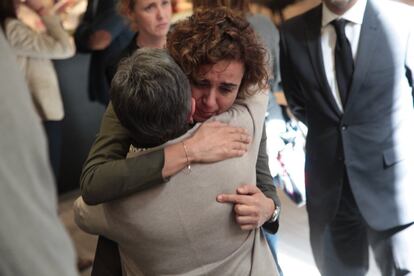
[5,15,75,59]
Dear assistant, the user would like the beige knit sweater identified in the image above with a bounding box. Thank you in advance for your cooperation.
[5,15,75,120]
[75,92,278,275]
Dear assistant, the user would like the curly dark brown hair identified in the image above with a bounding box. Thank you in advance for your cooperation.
[167,7,268,99]
[192,0,250,16]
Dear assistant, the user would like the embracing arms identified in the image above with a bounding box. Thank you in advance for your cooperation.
[80,103,250,205]
[80,103,280,231]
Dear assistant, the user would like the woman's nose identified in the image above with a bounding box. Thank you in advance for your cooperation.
[157,5,168,19]
[202,90,218,110]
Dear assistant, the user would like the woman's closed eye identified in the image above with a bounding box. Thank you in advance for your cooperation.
[192,80,210,88]
[219,84,237,95]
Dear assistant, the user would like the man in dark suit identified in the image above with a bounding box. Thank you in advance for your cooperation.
[279,0,414,275]
[75,0,133,105]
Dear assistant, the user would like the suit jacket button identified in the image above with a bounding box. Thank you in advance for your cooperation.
[341,125,348,131]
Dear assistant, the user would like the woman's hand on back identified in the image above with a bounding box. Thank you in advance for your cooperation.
[185,121,251,163]
[162,121,250,179]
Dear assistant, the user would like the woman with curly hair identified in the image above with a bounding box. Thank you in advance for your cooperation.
[80,7,280,275]
[191,2,285,272]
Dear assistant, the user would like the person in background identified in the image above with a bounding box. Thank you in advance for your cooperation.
[1,0,75,180]
[192,0,284,273]
[280,0,414,274]
[105,0,172,83]
[74,0,133,105]
[75,47,277,275]
[0,27,77,276]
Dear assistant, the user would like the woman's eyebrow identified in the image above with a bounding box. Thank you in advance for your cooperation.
[221,82,238,89]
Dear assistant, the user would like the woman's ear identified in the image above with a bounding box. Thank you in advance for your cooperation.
[127,10,134,23]
[188,97,196,124]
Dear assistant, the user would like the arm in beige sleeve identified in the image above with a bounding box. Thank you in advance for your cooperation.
[5,14,75,59]
[80,103,167,205]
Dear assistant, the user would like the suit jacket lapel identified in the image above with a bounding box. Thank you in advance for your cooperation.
[343,0,380,116]
[305,5,342,117]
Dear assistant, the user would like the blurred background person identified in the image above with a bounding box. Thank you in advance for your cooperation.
[1,0,75,180]
[74,0,133,105]
[0,26,77,276]
[280,0,414,274]
[105,0,172,83]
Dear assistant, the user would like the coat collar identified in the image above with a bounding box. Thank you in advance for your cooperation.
[343,0,380,118]
[321,0,366,27]
[305,4,342,117]
[304,0,380,117]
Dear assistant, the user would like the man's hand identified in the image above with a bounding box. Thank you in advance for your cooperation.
[217,184,275,231]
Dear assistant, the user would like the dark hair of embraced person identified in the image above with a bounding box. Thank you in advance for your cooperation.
[110,48,191,148]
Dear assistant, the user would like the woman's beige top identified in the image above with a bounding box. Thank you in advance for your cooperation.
[5,14,75,120]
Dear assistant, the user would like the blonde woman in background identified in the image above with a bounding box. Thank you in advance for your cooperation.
[105,0,172,83]
[0,0,75,179]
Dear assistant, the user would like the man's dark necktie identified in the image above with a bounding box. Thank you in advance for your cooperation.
[332,19,354,107]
